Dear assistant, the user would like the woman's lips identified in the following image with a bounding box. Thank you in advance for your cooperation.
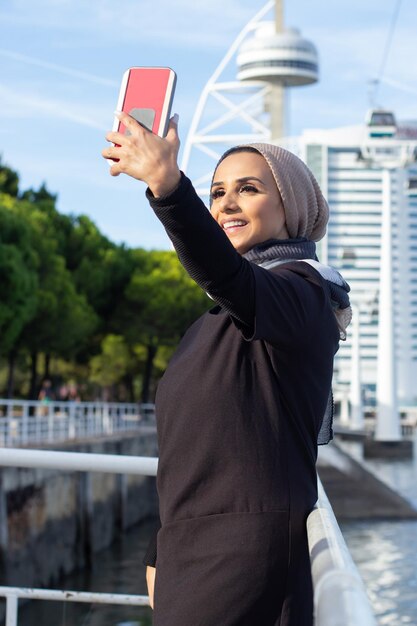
[222,219,248,233]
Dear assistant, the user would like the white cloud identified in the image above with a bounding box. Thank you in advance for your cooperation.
[0,84,109,130]
[0,48,118,87]
[0,0,256,49]
[311,23,417,84]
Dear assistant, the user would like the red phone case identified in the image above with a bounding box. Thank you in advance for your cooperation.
[114,67,176,138]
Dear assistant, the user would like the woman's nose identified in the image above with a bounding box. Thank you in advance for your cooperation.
[218,191,239,212]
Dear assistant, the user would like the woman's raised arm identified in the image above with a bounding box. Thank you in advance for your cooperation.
[102,111,181,197]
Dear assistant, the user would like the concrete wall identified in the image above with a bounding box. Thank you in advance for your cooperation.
[0,429,158,590]
[318,441,417,520]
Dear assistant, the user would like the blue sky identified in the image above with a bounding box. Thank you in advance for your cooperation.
[1,0,416,249]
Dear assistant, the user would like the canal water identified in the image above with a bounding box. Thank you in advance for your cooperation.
[340,441,417,626]
[16,519,155,626]
[12,444,417,626]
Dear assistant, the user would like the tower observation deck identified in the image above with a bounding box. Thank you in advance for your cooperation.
[237,22,319,86]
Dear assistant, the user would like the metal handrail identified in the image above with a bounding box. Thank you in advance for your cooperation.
[0,447,158,475]
[307,478,377,626]
[0,449,376,625]
[0,400,156,447]
[0,586,149,626]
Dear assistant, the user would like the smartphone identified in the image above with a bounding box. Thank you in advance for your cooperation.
[113,67,176,138]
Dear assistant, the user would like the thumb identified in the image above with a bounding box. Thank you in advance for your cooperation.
[165,113,179,144]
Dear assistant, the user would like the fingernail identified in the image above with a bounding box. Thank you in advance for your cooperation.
[172,113,179,124]
[114,110,122,117]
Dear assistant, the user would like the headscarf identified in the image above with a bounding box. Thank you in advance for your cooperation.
[214,143,329,242]
[213,143,351,340]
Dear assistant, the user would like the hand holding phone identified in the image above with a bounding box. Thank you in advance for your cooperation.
[103,67,180,196]
[114,66,176,137]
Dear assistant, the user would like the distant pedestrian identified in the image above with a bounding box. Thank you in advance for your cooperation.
[103,113,351,625]
[37,379,54,416]
[67,383,81,402]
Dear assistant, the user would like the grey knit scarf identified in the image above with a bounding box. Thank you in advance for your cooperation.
[243,238,352,341]
[243,238,351,446]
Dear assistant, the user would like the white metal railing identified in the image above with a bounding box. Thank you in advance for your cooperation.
[0,449,157,625]
[0,586,149,626]
[0,448,158,476]
[0,400,156,447]
[307,478,377,626]
[0,449,376,625]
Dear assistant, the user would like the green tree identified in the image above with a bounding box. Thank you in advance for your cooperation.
[0,158,19,197]
[0,197,38,395]
[64,216,126,310]
[19,245,98,397]
[115,250,210,402]
[7,193,98,397]
[89,334,133,399]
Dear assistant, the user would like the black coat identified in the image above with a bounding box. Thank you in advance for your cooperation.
[145,174,339,626]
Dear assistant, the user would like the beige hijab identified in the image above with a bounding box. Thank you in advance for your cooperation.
[214,143,351,338]
[216,143,329,242]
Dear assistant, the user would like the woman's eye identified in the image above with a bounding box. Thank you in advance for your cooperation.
[240,184,257,193]
[210,189,224,200]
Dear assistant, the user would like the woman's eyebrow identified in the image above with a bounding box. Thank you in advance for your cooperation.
[211,176,265,188]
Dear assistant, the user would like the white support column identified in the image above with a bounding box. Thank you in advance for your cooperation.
[350,305,363,430]
[340,391,350,426]
[395,167,413,403]
[270,0,284,140]
[269,85,285,141]
[375,169,401,441]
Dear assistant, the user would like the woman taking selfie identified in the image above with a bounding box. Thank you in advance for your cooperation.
[103,112,350,626]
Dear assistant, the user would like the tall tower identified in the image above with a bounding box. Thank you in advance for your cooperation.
[237,2,318,139]
[181,0,319,198]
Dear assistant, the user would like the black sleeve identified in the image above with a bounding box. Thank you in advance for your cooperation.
[146,173,255,328]
[240,262,340,349]
[142,518,161,567]
[147,173,339,348]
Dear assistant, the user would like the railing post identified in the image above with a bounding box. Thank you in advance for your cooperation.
[69,403,76,439]
[47,404,54,443]
[5,593,18,626]
[35,409,42,442]
[103,403,111,435]
[21,404,29,445]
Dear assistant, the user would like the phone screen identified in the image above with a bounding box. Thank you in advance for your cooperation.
[115,67,176,137]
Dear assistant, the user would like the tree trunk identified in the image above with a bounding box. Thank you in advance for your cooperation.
[43,353,51,380]
[124,373,135,403]
[7,350,16,399]
[141,344,157,403]
[29,351,38,400]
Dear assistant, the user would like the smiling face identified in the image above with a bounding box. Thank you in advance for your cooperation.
[210,150,289,254]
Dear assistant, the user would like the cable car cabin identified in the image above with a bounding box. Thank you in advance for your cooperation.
[406,175,417,196]
[366,109,397,138]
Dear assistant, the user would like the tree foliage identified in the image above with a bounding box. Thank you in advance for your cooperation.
[0,158,19,197]
[89,334,132,388]
[0,158,211,400]
[0,199,38,354]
